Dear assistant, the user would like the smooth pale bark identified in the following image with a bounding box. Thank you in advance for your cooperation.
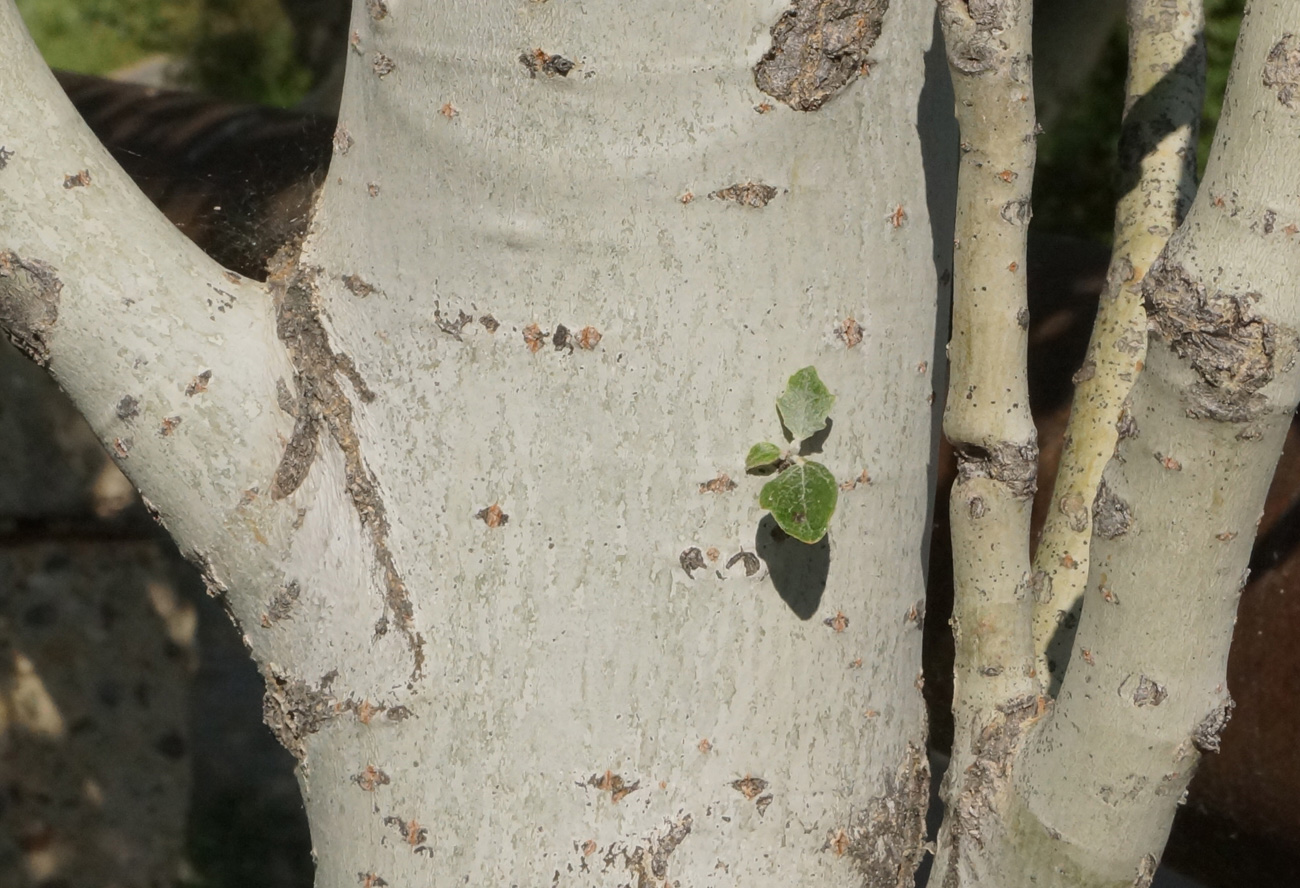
[1,2,954,885]
[1033,0,1204,688]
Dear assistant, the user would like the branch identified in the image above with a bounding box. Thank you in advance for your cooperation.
[0,2,298,637]
[931,0,1041,882]
[1013,1,1300,882]
[1033,0,1205,690]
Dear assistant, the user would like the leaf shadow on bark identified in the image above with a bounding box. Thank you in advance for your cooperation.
[755,514,829,619]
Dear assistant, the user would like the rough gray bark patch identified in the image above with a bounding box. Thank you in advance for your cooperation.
[754,0,889,111]
[954,440,1038,499]
[1263,34,1300,110]
[1192,700,1234,753]
[262,668,341,761]
[1144,258,1298,422]
[1133,853,1158,888]
[941,696,1040,888]
[843,743,928,887]
[709,182,779,207]
[1130,674,1167,707]
[1092,478,1133,539]
[262,580,301,626]
[0,250,62,366]
[626,814,693,885]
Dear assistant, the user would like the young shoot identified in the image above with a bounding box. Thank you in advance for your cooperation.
[747,366,838,544]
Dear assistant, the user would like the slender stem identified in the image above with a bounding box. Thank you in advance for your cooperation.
[931,0,1041,882]
[1033,0,1205,690]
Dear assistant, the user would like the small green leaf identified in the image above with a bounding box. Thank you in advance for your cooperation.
[746,442,783,472]
[759,460,838,543]
[776,366,835,443]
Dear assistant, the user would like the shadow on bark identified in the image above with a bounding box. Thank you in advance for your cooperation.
[755,514,828,620]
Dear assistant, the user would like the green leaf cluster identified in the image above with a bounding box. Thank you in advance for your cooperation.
[747,367,838,543]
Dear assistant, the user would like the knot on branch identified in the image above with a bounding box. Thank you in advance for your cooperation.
[954,440,1039,499]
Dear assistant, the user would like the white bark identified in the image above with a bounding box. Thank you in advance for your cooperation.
[1,2,953,885]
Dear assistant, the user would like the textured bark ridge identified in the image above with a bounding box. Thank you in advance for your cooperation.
[0,250,62,366]
[841,743,930,888]
[1144,258,1299,422]
[754,0,890,111]
[940,696,1042,888]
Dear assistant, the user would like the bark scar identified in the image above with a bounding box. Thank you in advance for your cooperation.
[1144,257,1298,422]
[754,0,890,111]
[837,743,929,887]
[267,250,424,676]
[0,250,62,367]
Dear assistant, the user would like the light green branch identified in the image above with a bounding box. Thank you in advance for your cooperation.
[1033,0,1205,690]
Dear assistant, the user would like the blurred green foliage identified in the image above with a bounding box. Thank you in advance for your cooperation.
[1034,0,1246,242]
[16,0,310,106]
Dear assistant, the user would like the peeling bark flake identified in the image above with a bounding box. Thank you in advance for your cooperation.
[837,743,928,887]
[1263,34,1300,110]
[1144,258,1298,422]
[754,0,889,111]
[0,250,62,367]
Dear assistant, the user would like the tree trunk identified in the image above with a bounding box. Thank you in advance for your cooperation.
[0,2,956,885]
